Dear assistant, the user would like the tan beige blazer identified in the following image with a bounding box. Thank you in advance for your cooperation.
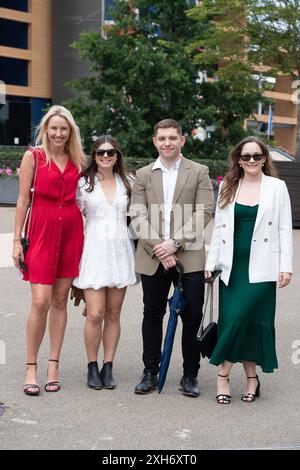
[130,156,214,275]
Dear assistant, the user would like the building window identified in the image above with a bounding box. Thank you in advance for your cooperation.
[0,57,28,86]
[0,19,28,49]
[0,0,28,12]
[0,95,31,145]
[104,0,115,22]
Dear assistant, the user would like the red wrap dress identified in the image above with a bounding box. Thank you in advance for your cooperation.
[23,148,84,285]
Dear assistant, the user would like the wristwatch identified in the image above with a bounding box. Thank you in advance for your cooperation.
[172,238,183,251]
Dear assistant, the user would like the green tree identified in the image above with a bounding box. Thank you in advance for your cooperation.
[187,0,264,158]
[66,0,207,158]
[247,0,300,160]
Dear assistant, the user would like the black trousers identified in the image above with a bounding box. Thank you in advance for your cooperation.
[141,264,205,377]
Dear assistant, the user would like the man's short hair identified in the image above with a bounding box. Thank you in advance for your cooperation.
[153,119,182,136]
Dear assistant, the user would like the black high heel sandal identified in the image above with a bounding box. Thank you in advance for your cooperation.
[216,373,231,404]
[45,359,61,392]
[241,374,260,402]
[24,363,40,396]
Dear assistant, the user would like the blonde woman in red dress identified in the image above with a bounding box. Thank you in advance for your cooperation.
[12,105,85,396]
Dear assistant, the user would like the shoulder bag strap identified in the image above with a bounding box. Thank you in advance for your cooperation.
[24,149,39,237]
[198,283,214,334]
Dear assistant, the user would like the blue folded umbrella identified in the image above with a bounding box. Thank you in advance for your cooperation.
[158,261,186,393]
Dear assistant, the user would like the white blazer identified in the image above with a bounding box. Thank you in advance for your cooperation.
[206,173,293,285]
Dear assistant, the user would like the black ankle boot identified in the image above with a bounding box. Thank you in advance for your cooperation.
[134,371,158,394]
[99,362,116,389]
[87,361,103,390]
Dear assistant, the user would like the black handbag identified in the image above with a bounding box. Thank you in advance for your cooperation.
[197,270,221,358]
[70,285,85,306]
[20,236,30,257]
[198,319,217,359]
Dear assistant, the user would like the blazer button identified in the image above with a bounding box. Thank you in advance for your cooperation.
[264,238,268,242]
[268,221,272,225]
[253,239,256,242]
[222,224,226,228]
[222,240,226,244]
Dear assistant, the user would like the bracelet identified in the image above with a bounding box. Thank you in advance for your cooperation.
[13,237,21,241]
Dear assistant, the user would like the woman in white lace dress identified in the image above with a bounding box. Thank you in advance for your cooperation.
[73,136,137,390]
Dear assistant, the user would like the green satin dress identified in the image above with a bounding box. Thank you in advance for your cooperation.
[210,203,278,373]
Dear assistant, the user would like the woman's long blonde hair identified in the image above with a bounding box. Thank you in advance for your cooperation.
[35,105,85,171]
[219,136,278,208]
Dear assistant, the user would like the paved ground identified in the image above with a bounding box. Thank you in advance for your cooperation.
[0,206,300,450]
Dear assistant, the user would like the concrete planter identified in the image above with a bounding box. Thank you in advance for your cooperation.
[0,178,19,204]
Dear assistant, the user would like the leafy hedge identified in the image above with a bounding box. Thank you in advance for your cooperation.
[124,156,228,179]
[0,147,229,179]
[0,147,25,170]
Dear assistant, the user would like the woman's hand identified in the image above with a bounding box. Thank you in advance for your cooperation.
[205,270,212,280]
[278,272,292,288]
[12,240,23,270]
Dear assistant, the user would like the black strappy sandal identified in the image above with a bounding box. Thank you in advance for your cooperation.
[241,374,260,402]
[45,359,61,392]
[216,373,231,404]
[24,363,40,396]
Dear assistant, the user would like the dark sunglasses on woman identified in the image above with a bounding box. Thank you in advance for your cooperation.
[240,153,264,162]
[96,149,117,157]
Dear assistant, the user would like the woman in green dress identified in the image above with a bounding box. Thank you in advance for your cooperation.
[205,137,293,404]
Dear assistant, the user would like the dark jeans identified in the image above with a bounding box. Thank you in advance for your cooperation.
[141,264,205,378]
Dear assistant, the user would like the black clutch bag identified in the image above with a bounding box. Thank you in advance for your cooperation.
[70,285,86,306]
[197,270,221,358]
[21,236,30,257]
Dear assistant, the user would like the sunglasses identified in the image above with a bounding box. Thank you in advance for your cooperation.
[95,148,117,157]
[240,153,264,162]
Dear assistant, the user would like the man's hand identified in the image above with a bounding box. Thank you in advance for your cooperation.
[153,239,177,260]
[161,255,177,271]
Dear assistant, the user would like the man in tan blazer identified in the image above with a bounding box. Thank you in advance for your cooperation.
[130,119,214,397]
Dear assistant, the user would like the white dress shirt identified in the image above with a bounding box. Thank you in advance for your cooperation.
[152,156,181,240]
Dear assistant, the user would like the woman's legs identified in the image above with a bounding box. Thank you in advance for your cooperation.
[25,283,52,390]
[216,360,233,402]
[102,287,127,363]
[242,361,259,399]
[84,288,106,362]
[46,278,73,388]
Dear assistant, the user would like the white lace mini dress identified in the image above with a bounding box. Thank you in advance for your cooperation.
[72,174,138,290]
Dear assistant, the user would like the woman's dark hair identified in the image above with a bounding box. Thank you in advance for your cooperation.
[81,135,131,196]
[219,136,278,208]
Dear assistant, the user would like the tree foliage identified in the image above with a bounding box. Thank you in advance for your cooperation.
[66,0,207,158]
[246,0,300,159]
[187,0,264,157]
[66,0,267,161]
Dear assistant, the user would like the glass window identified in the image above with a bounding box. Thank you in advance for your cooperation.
[0,19,28,49]
[0,95,31,145]
[0,0,28,12]
[0,57,28,86]
[104,0,115,22]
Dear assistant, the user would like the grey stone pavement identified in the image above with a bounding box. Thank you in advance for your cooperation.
[0,206,299,451]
